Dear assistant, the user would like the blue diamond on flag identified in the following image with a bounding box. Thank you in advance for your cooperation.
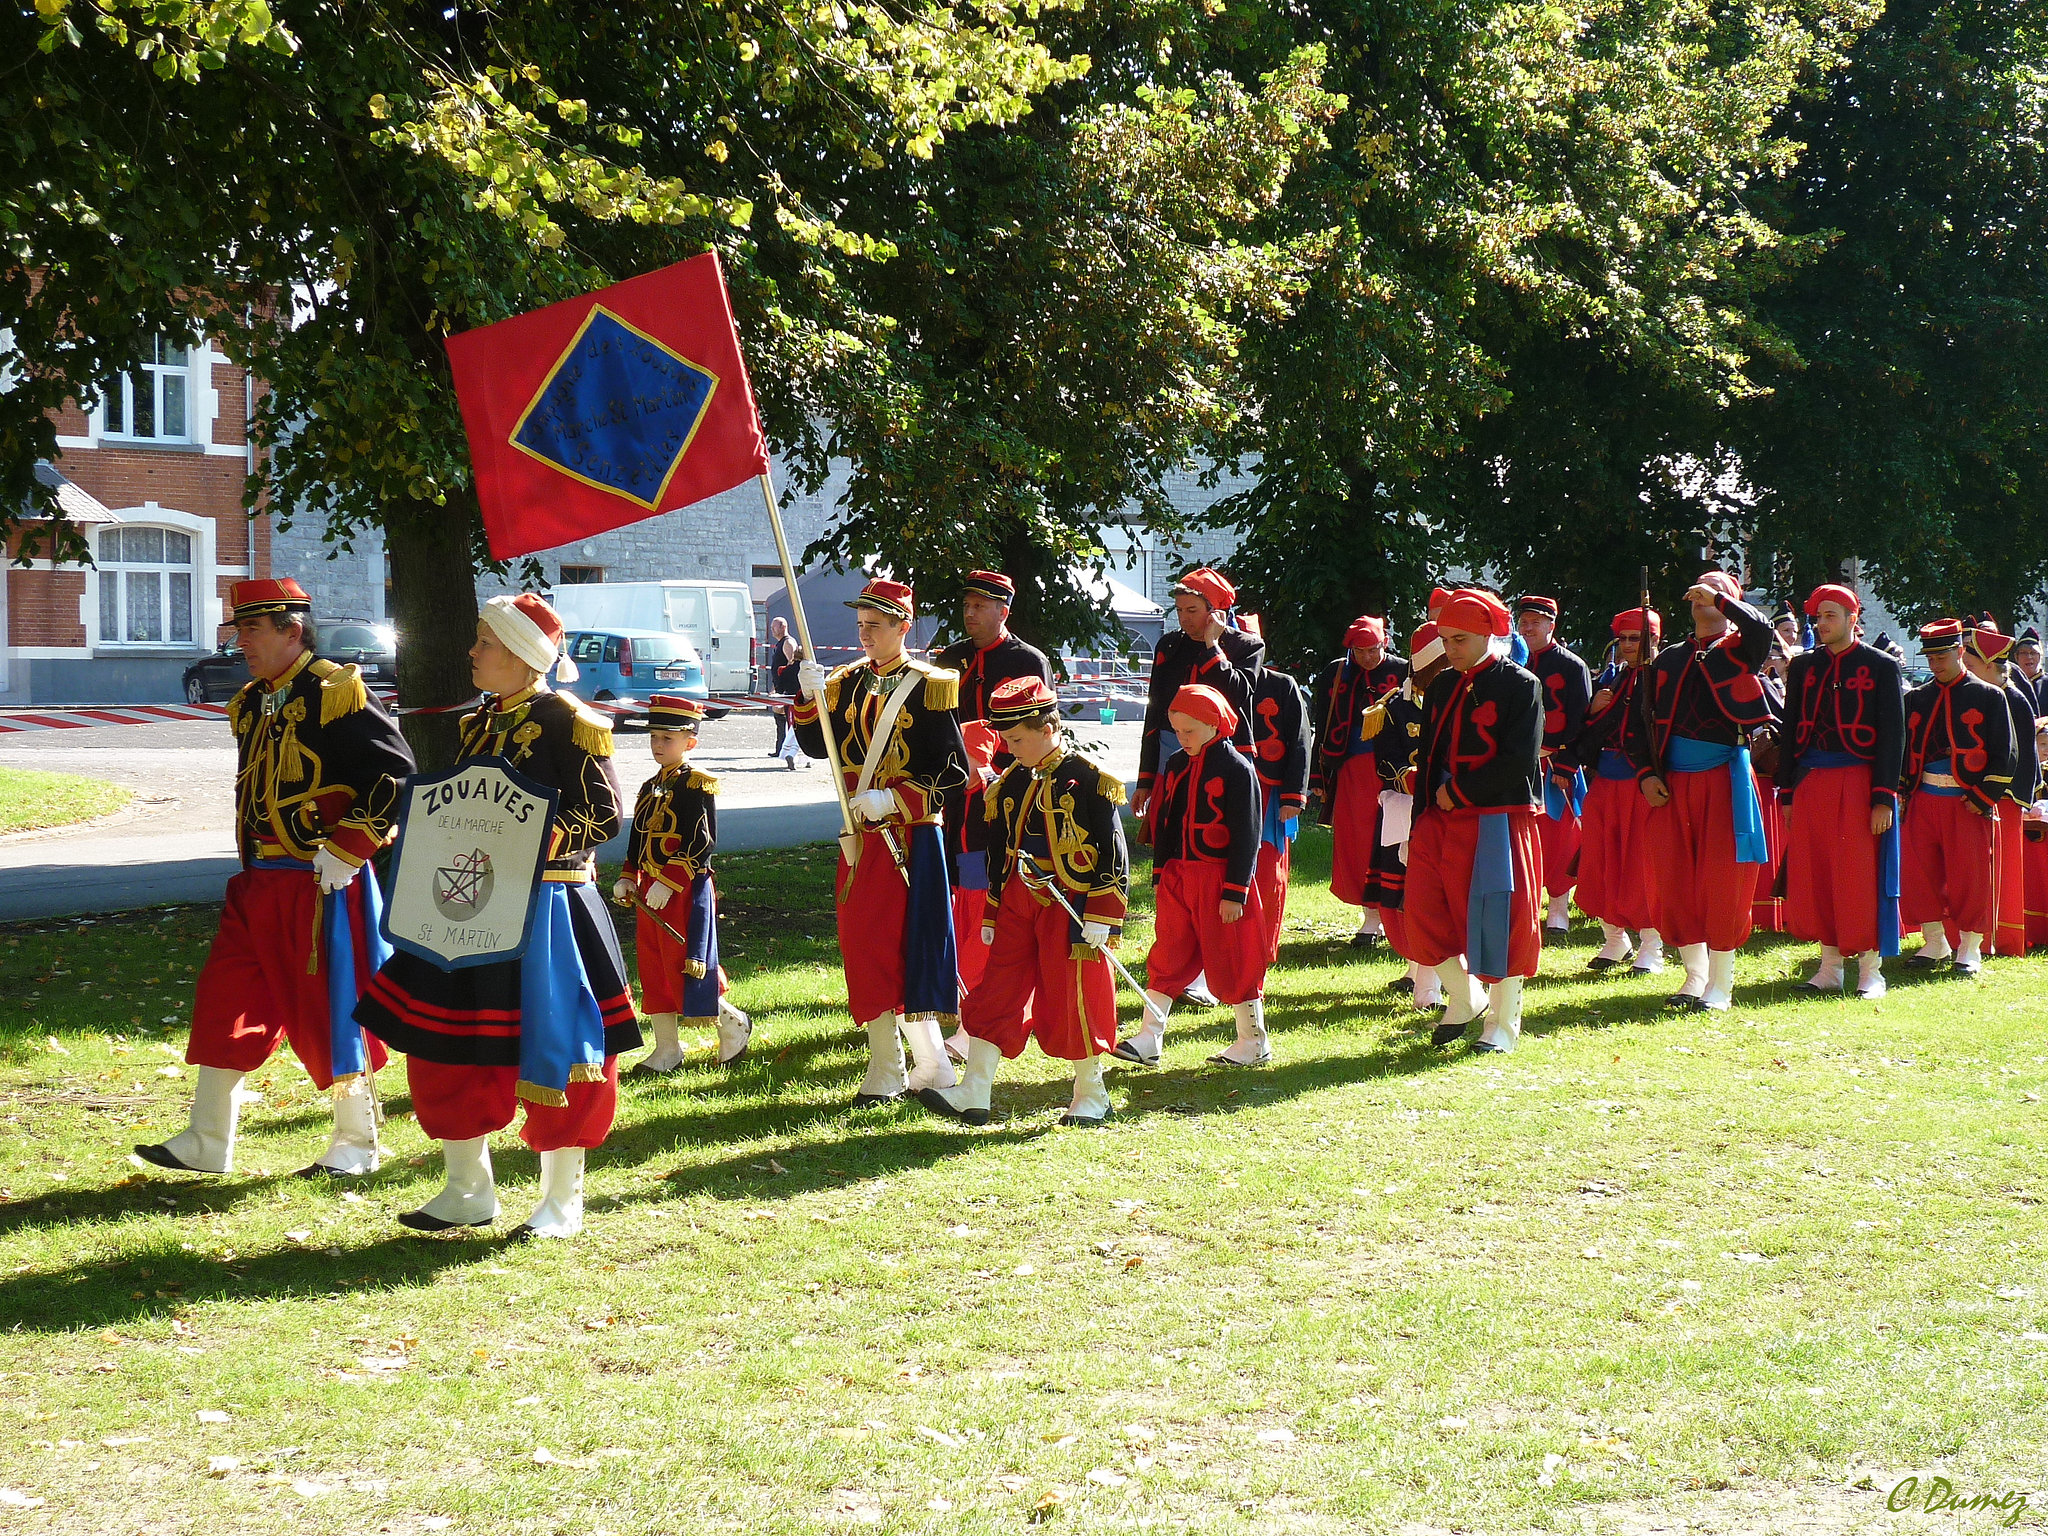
[509,306,721,511]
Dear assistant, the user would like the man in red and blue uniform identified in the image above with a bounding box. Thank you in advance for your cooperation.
[1900,619,2015,974]
[1403,589,1544,1054]
[1775,583,1904,998]
[1515,596,1592,940]
[1628,570,1778,1011]
[1310,615,1408,947]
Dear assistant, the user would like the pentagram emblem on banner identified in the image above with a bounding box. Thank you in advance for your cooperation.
[382,756,559,970]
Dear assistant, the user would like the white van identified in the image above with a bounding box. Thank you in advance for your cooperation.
[548,580,755,695]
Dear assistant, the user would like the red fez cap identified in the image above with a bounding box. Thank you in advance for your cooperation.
[1410,623,1444,667]
[1515,594,1560,620]
[1169,567,1236,610]
[646,694,707,730]
[987,674,1058,726]
[848,578,914,621]
[1696,569,1741,601]
[963,570,1015,602]
[1168,682,1238,737]
[1611,607,1662,647]
[1968,624,2016,663]
[1919,618,1965,653]
[228,577,312,621]
[1436,588,1512,639]
[1344,614,1386,650]
[1427,586,1453,615]
[1803,583,1860,617]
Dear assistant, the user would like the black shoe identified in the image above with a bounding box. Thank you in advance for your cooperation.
[1905,952,1948,970]
[1586,953,1632,972]
[1349,932,1383,951]
[1387,975,1415,995]
[851,1090,904,1107]
[1430,1020,1467,1047]
[396,1209,494,1232]
[1666,993,1709,1012]
[1058,1109,1114,1128]
[1951,959,1982,977]
[627,1058,683,1079]
[1110,1039,1161,1067]
[292,1162,364,1181]
[132,1143,215,1174]
[915,1087,989,1126]
[1470,1039,1503,1054]
[1543,925,1571,946]
[1790,979,1838,994]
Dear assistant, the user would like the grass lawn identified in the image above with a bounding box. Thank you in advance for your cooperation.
[0,765,130,835]
[1,827,2044,1534]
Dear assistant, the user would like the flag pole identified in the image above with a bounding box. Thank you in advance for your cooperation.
[757,471,859,848]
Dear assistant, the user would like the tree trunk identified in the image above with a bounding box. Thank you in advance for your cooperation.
[385,498,481,772]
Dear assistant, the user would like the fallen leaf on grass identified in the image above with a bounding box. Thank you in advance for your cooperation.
[996,1475,1028,1492]
[768,1159,788,1175]
[101,1436,149,1447]
[1086,1467,1128,1487]
[421,1521,453,1532]
[894,1362,924,1382]
[0,1488,45,1508]
[582,1317,613,1331]
[359,1356,408,1373]
[1436,1418,1468,1433]
[826,1427,870,1441]
[1258,1427,1297,1445]
[1537,1452,1566,1488]
[1029,1489,1068,1522]
[915,1425,963,1449]
[291,1480,332,1498]
[1042,1433,1081,1449]
[196,1409,230,1424]
[1580,1248,1606,1260]
[207,1456,239,1476]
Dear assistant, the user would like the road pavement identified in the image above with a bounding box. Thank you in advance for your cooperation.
[0,707,1141,921]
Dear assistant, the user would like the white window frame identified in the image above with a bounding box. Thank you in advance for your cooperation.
[96,336,197,445]
[88,505,221,654]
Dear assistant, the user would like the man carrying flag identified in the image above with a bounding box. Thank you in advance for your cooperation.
[1515,595,1592,940]
[1311,615,1408,948]
[1774,584,1904,998]
[794,579,971,1102]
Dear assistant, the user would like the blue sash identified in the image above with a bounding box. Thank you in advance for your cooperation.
[1466,813,1516,980]
[322,873,391,1083]
[1596,748,1635,782]
[955,847,989,891]
[1544,767,1587,820]
[516,884,609,1104]
[1803,748,1867,770]
[1261,786,1300,852]
[1918,756,1965,797]
[1667,736,1769,865]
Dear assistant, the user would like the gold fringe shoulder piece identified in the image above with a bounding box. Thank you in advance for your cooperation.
[549,689,614,756]
[1358,700,1390,741]
[824,661,857,712]
[225,684,256,736]
[913,661,960,711]
[1096,767,1128,807]
[687,768,722,795]
[310,659,369,725]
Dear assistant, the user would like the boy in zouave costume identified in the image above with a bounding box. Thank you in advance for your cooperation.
[1514,595,1593,940]
[1131,568,1262,819]
[919,676,1130,1127]
[1249,663,1312,963]
[1115,683,1271,1068]
[1898,619,2016,975]
[614,693,751,1073]
[1563,606,1665,974]
[1402,590,1544,1054]
[355,595,641,1239]
[1310,615,1408,948]
[135,578,415,1179]
[1353,622,1445,1004]
[1628,570,1778,1012]
[1959,623,2039,957]
[1774,584,1904,998]
[793,578,971,1102]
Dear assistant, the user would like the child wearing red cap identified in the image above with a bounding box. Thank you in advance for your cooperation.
[1116,683,1270,1067]
[1311,614,1409,947]
[614,694,752,1073]
[1132,568,1262,821]
[919,676,1131,1126]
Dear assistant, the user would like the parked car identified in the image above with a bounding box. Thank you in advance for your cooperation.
[182,618,397,704]
[555,628,716,723]
[546,581,756,694]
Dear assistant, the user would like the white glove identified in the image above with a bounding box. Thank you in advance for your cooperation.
[312,845,358,894]
[1082,920,1111,950]
[854,788,897,822]
[612,877,637,907]
[797,659,828,700]
[643,881,674,912]
[981,924,996,948]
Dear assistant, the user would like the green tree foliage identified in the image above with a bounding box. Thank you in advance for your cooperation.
[1736,0,2048,626]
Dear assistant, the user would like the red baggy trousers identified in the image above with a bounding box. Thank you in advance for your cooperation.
[1146,860,1268,1005]
[1402,807,1542,983]
[1646,769,1759,951]
[962,879,1118,1061]
[1901,793,1995,936]
[1783,764,1881,955]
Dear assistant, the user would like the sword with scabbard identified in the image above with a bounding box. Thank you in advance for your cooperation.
[1010,853,1166,1032]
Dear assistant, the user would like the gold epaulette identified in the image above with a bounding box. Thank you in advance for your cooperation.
[1097,768,1127,807]
[225,684,257,737]
[1358,701,1390,741]
[917,662,960,712]
[824,661,857,712]
[310,658,369,725]
[687,767,721,795]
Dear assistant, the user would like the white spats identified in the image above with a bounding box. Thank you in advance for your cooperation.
[402,1136,497,1230]
[1114,994,1172,1067]
[1434,958,1487,1028]
[1633,928,1666,974]
[1807,945,1845,992]
[857,1012,909,1101]
[1210,999,1271,1067]
[930,1035,1000,1119]
[519,1147,585,1240]
[1066,1056,1113,1123]
[903,1013,960,1092]
[1477,977,1523,1053]
[1955,931,1985,972]
[1594,922,1632,964]
[136,1064,245,1175]
[715,998,752,1065]
[1357,908,1384,936]
[1545,894,1572,931]
[1701,949,1736,1011]
[1674,943,1710,999]
[1856,951,1886,998]
[636,1012,685,1075]
[1410,962,1442,1008]
[309,1077,381,1176]
[1918,923,1953,962]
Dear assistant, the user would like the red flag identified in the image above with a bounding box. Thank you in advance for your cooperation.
[445,253,771,560]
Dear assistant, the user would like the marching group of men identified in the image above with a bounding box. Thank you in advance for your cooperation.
[128,562,2047,1240]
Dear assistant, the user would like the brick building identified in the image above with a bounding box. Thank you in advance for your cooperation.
[3,333,264,705]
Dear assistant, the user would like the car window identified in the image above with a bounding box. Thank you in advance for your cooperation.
[709,589,746,632]
[603,635,620,664]
[572,633,606,662]
[327,624,382,652]
[633,635,694,663]
[665,588,706,631]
